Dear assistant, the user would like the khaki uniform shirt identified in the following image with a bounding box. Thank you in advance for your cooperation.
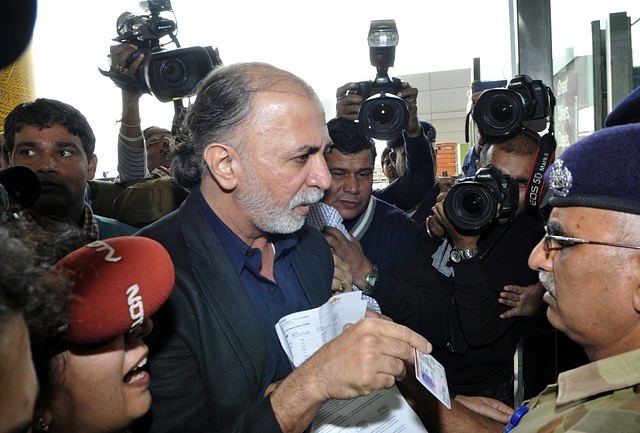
[511,347,640,432]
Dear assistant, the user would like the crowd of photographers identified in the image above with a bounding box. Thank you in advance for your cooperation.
[3,3,640,433]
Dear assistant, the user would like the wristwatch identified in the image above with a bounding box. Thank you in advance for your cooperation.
[363,264,379,295]
[450,247,479,263]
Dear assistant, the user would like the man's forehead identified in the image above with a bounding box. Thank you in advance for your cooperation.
[15,123,84,148]
[548,206,616,233]
[327,148,373,168]
[486,146,533,178]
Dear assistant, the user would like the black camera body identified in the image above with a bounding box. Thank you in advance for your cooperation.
[348,19,409,141]
[350,75,408,141]
[351,75,405,100]
[443,166,519,234]
[473,74,552,138]
[100,0,218,102]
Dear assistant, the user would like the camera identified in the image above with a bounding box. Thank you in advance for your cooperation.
[443,166,519,233]
[472,74,552,138]
[350,19,409,141]
[100,0,218,102]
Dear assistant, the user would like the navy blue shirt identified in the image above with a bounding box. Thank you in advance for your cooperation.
[195,186,311,393]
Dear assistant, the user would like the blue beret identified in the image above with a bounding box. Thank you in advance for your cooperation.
[545,124,640,214]
[604,86,640,127]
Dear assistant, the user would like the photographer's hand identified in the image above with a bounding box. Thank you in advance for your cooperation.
[110,44,145,150]
[335,82,363,121]
[398,84,420,137]
[109,44,145,81]
[432,200,481,251]
[499,281,546,319]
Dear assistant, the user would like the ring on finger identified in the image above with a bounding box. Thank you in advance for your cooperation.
[338,280,346,292]
[116,65,127,72]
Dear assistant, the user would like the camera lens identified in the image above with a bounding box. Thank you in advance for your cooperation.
[371,102,395,124]
[473,89,525,137]
[490,99,514,123]
[443,182,498,233]
[145,46,217,102]
[358,92,409,140]
[461,192,485,215]
[160,59,186,84]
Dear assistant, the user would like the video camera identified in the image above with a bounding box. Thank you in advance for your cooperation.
[349,19,409,141]
[443,166,519,234]
[99,0,218,102]
[472,74,553,138]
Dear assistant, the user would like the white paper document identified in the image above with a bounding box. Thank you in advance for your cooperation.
[275,292,429,432]
[275,291,367,367]
[311,385,427,433]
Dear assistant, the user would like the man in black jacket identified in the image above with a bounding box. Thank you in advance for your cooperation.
[134,62,430,433]
[426,128,544,406]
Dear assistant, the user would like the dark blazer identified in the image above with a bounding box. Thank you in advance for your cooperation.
[132,191,334,433]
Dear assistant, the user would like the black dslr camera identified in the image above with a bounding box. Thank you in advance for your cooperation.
[472,75,552,138]
[100,0,218,102]
[443,166,519,234]
[349,19,409,141]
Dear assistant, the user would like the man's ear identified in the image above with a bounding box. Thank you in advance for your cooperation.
[87,154,98,180]
[33,399,53,432]
[203,143,242,191]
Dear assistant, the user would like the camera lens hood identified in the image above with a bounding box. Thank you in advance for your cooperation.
[358,92,409,140]
[473,89,526,137]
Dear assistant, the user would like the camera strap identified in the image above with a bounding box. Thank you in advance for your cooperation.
[98,67,143,95]
[526,87,556,221]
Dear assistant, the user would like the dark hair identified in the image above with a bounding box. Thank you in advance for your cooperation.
[0,218,89,395]
[3,98,96,161]
[172,62,319,189]
[326,117,377,163]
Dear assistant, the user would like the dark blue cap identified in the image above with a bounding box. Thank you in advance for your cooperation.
[605,86,640,127]
[545,123,640,214]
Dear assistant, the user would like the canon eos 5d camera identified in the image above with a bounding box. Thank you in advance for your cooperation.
[443,166,519,234]
[349,19,409,141]
[472,74,552,138]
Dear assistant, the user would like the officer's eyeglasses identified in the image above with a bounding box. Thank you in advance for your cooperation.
[544,225,640,254]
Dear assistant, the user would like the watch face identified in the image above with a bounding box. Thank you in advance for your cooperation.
[450,250,461,263]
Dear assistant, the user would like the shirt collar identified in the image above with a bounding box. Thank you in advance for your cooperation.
[194,184,297,274]
[82,202,100,241]
[556,347,640,406]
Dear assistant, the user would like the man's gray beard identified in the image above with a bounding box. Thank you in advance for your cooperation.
[538,270,556,299]
[237,173,324,234]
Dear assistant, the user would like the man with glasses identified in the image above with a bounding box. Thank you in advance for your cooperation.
[403,122,640,432]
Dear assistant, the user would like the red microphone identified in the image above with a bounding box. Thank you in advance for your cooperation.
[50,236,175,344]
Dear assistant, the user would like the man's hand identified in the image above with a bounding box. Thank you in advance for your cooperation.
[499,281,546,319]
[335,82,363,121]
[109,43,145,82]
[302,318,431,401]
[454,395,514,424]
[397,83,420,137]
[335,82,420,139]
[432,200,482,251]
[323,227,372,290]
[435,177,458,203]
[332,251,353,294]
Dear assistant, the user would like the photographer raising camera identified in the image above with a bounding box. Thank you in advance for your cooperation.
[423,122,546,407]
